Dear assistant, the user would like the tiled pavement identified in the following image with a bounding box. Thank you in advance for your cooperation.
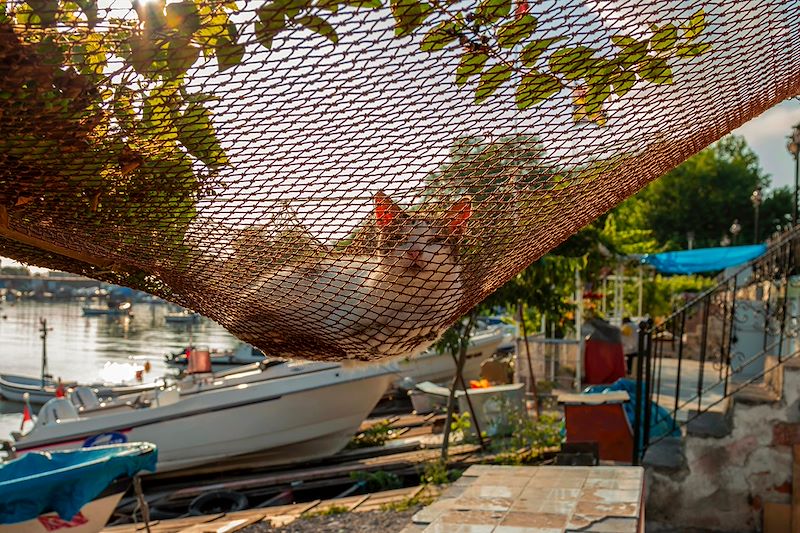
[401,465,644,533]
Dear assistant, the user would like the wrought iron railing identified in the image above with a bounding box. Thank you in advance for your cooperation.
[632,226,800,464]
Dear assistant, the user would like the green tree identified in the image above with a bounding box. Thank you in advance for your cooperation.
[614,135,789,249]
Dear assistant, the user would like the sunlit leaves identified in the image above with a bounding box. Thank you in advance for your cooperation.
[216,22,245,71]
[391,0,431,38]
[548,46,598,81]
[296,13,338,43]
[176,102,228,168]
[496,14,536,48]
[650,23,677,53]
[25,0,58,27]
[516,72,562,109]
[681,9,706,41]
[520,37,565,67]
[455,50,488,87]
[420,21,458,52]
[165,38,200,79]
[166,1,200,36]
[475,63,512,104]
[475,0,511,25]
[638,57,672,84]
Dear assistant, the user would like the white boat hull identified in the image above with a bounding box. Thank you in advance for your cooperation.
[387,328,505,387]
[15,365,394,472]
[0,492,123,533]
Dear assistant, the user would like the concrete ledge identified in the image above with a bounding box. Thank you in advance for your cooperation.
[686,397,733,438]
[643,436,686,471]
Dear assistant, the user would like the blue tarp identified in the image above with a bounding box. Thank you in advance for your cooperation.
[584,378,680,448]
[0,443,157,524]
[641,244,767,274]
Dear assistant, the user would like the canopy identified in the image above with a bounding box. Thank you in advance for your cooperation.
[641,244,767,275]
[0,443,157,524]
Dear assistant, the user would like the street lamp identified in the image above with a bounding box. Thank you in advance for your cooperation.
[730,219,741,245]
[786,124,800,225]
[750,185,762,243]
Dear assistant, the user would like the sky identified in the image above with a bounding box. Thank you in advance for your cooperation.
[733,99,800,190]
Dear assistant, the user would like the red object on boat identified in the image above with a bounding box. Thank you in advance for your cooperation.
[55,379,65,398]
[20,403,31,431]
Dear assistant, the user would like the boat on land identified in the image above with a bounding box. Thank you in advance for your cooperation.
[0,374,156,406]
[164,310,202,325]
[386,322,508,389]
[165,343,266,371]
[82,301,132,317]
[9,360,394,472]
[0,442,156,533]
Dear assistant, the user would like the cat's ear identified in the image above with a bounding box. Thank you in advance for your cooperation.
[446,197,472,235]
[374,192,402,228]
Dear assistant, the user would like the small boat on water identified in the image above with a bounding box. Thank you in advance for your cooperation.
[0,374,157,406]
[0,442,157,533]
[82,301,132,317]
[165,343,266,371]
[164,310,202,325]
[9,359,394,472]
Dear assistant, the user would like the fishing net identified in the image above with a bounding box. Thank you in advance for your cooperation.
[1,0,798,361]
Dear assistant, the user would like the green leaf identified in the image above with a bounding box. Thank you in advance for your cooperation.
[391,0,430,38]
[496,14,536,48]
[143,84,181,143]
[133,0,167,30]
[296,14,338,43]
[74,0,97,27]
[127,34,160,75]
[681,8,706,41]
[651,23,677,52]
[166,1,200,36]
[612,36,648,68]
[455,50,488,86]
[676,42,711,58]
[515,71,562,109]
[638,57,672,84]
[420,21,457,52]
[26,0,58,27]
[548,46,599,81]
[254,4,286,49]
[475,0,511,25]
[520,37,566,67]
[177,103,228,168]
[475,62,512,104]
[340,0,382,7]
[165,38,200,79]
[216,22,245,70]
[612,69,636,98]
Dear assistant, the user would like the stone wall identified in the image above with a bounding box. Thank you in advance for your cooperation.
[646,365,799,532]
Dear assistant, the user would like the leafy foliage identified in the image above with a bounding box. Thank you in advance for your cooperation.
[350,469,403,491]
[614,135,789,249]
[420,459,462,485]
[347,419,395,448]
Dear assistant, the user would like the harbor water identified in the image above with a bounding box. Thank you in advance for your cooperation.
[0,300,238,441]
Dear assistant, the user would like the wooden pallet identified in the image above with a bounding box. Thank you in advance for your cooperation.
[103,485,438,533]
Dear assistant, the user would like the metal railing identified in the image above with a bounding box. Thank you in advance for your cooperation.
[632,226,800,464]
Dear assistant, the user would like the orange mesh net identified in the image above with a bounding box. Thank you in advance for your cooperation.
[1,0,798,360]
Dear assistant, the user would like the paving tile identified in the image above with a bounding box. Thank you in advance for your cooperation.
[519,488,582,501]
[492,525,564,533]
[422,510,503,533]
[583,478,641,490]
[565,516,639,532]
[461,484,524,500]
[574,500,639,518]
[500,511,568,528]
[475,474,533,487]
[412,498,458,524]
[579,488,641,504]
[452,496,514,512]
[511,498,577,515]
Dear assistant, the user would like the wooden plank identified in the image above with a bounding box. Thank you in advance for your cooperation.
[793,444,800,532]
[176,515,263,533]
[764,502,792,533]
[166,445,480,501]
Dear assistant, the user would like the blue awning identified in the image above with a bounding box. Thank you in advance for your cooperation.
[641,244,767,274]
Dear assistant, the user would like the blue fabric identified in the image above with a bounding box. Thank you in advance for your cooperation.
[0,443,157,524]
[584,378,680,447]
[641,244,767,274]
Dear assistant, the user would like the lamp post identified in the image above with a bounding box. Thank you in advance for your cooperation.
[787,124,800,225]
[750,185,762,243]
[730,219,741,245]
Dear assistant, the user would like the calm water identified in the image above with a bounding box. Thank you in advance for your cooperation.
[0,300,238,440]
